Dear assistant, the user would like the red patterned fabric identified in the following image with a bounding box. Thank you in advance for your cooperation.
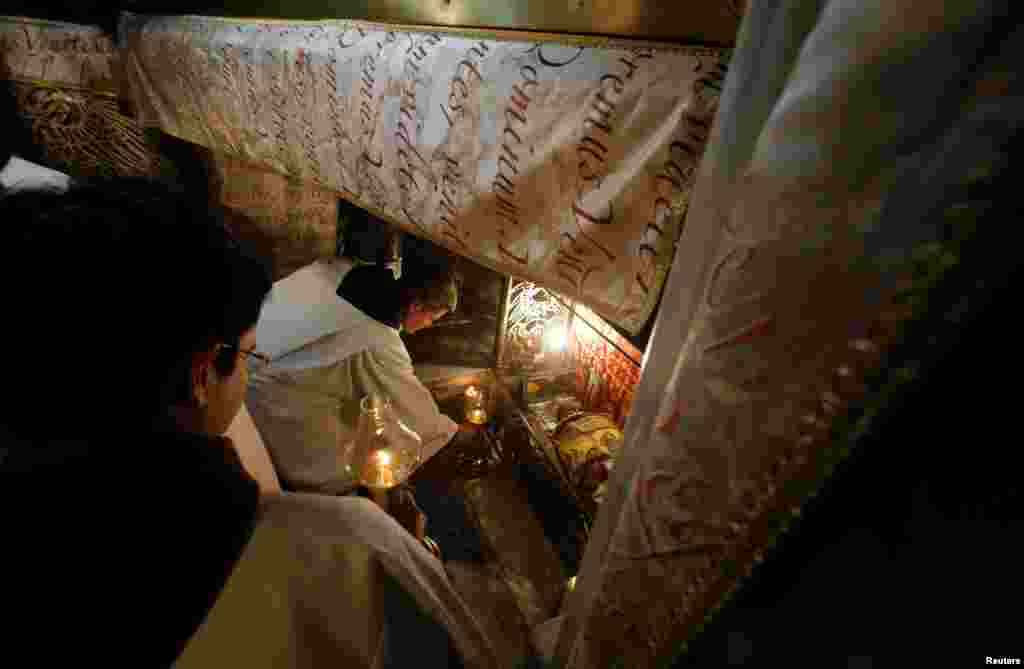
[569,307,642,428]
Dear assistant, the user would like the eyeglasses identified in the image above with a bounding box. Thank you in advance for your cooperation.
[218,343,271,368]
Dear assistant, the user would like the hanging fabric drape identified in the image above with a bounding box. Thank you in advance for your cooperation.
[117,13,729,334]
[550,0,1017,666]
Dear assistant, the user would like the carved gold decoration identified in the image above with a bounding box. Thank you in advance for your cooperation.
[10,80,167,179]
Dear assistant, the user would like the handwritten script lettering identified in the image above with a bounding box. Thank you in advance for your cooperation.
[359,51,378,126]
[337,26,367,49]
[491,63,539,265]
[122,16,726,332]
[325,49,356,193]
[558,49,654,293]
[631,70,719,298]
[438,153,469,250]
[356,35,396,180]
[534,44,585,68]
[395,33,443,197]
[440,41,490,128]
[295,49,323,183]
[268,53,290,169]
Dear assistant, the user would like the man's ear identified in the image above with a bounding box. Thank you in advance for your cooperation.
[188,346,218,408]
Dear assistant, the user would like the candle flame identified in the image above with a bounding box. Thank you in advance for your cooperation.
[375,450,392,465]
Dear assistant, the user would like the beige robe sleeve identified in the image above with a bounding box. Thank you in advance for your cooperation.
[247,364,359,495]
[176,494,500,669]
[247,322,456,494]
[224,402,282,495]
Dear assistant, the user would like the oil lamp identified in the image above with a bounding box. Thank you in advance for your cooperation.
[464,385,488,424]
[351,394,423,491]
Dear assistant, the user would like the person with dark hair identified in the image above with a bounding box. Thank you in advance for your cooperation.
[246,246,462,497]
[0,154,498,668]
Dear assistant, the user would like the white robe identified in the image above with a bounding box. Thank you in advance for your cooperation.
[1,155,71,191]
[248,258,458,494]
[176,493,500,669]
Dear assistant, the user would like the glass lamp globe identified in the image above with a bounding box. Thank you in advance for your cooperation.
[351,394,423,490]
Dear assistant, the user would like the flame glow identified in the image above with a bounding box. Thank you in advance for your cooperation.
[544,325,567,351]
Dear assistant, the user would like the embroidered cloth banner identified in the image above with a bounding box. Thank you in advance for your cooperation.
[119,13,727,333]
[1,15,117,89]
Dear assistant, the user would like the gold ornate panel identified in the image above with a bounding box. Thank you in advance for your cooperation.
[10,81,168,178]
[2,16,167,179]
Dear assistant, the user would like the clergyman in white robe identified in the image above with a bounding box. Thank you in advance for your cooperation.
[247,257,459,495]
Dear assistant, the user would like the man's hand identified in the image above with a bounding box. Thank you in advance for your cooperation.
[457,421,481,435]
[387,484,426,542]
[387,485,441,559]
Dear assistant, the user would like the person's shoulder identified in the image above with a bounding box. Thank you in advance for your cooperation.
[362,321,410,361]
[338,263,403,327]
[318,256,356,282]
[257,490,376,519]
[272,256,346,289]
[255,492,413,551]
[0,155,71,192]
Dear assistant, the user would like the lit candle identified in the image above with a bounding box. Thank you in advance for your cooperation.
[464,386,488,424]
[366,449,395,488]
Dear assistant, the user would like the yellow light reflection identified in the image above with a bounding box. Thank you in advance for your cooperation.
[544,325,567,351]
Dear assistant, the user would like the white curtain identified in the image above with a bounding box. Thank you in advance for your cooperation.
[553,0,1016,666]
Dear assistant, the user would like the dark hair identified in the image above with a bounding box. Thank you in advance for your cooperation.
[0,177,271,438]
[339,257,460,328]
[399,261,460,315]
